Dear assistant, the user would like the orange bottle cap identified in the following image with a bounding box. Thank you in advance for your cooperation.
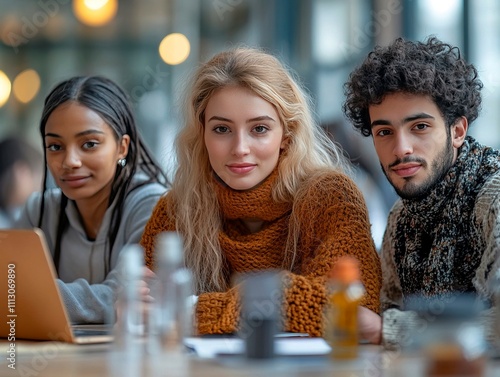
[329,256,360,284]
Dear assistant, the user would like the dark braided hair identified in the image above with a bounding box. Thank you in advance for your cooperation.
[38,76,169,273]
[343,36,483,136]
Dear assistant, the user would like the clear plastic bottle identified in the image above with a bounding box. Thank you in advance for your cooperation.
[109,244,144,377]
[405,293,488,377]
[113,244,144,350]
[146,232,192,377]
[147,231,193,354]
[326,256,365,360]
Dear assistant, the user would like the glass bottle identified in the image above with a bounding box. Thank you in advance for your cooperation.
[326,256,365,360]
[109,244,144,377]
[147,231,193,354]
[113,244,144,350]
[405,293,488,377]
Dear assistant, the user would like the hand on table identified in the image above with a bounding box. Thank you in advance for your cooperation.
[140,266,157,302]
[115,267,157,324]
[358,306,382,344]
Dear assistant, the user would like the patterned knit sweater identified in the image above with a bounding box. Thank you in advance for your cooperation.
[381,173,500,349]
[141,170,381,337]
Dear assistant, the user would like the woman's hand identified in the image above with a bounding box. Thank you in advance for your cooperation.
[358,306,382,344]
[115,267,157,326]
[140,266,156,302]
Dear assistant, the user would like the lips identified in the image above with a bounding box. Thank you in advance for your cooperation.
[391,164,421,178]
[227,163,256,174]
[60,175,90,188]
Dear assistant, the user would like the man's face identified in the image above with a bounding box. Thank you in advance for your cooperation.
[369,93,465,199]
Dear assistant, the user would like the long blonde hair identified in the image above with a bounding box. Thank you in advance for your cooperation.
[173,47,350,294]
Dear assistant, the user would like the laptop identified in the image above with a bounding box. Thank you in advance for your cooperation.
[0,228,113,344]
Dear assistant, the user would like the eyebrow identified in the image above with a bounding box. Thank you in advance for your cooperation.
[371,112,435,127]
[45,129,106,138]
[207,115,276,123]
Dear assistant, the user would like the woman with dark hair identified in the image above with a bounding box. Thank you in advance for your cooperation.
[16,76,169,324]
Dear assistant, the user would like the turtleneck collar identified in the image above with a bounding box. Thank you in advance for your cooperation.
[213,167,292,221]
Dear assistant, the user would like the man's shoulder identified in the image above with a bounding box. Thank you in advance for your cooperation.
[474,171,500,218]
[479,170,500,193]
[387,199,404,218]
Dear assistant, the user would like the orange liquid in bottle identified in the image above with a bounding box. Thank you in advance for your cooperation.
[326,256,364,360]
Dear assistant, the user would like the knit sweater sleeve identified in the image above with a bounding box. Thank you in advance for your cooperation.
[196,288,240,335]
[140,193,177,269]
[473,174,500,342]
[141,193,239,336]
[141,194,242,335]
[282,173,382,337]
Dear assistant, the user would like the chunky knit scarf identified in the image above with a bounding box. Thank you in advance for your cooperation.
[213,168,294,274]
[214,168,291,223]
[395,137,500,299]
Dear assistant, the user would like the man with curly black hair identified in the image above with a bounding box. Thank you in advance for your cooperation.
[343,36,500,349]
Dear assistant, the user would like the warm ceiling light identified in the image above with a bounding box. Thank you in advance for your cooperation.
[13,69,41,104]
[0,71,12,107]
[159,33,190,65]
[73,0,118,27]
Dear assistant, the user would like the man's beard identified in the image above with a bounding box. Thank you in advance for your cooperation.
[382,136,455,200]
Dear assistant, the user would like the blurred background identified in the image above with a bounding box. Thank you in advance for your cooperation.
[0,0,499,248]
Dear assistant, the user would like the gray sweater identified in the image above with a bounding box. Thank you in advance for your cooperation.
[380,173,500,349]
[15,175,166,324]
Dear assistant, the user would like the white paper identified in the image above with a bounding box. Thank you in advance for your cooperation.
[183,336,331,359]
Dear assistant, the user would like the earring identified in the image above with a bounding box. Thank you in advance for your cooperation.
[117,158,126,167]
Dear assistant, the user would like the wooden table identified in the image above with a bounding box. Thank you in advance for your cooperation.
[1,340,499,377]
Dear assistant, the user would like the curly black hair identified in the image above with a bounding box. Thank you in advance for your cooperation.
[342,36,483,136]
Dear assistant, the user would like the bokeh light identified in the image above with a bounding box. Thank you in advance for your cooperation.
[73,0,118,27]
[13,69,41,104]
[0,71,12,108]
[159,33,190,65]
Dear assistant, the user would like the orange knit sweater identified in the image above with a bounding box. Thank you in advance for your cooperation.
[141,170,381,337]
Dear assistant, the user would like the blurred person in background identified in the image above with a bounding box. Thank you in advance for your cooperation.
[343,36,500,349]
[15,76,169,324]
[141,47,382,341]
[0,136,43,228]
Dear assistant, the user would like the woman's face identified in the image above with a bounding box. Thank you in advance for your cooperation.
[204,86,287,190]
[44,101,129,203]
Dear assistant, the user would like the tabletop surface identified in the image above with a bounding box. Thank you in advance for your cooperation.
[2,338,500,377]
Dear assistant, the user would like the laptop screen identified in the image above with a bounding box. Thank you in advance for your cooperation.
[0,228,92,342]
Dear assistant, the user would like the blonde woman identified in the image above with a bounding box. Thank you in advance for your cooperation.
[141,48,382,341]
